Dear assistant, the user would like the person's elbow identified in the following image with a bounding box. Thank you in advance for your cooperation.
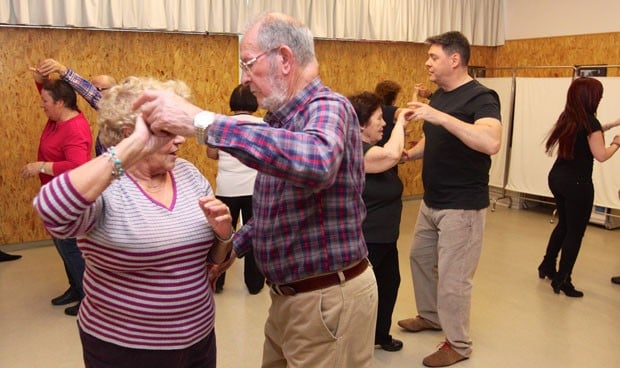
[477,119,501,155]
[384,150,402,165]
[311,166,339,188]
[593,151,610,163]
[486,139,501,155]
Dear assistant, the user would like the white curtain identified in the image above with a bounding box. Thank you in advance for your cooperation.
[506,77,571,198]
[506,77,620,210]
[476,77,513,188]
[0,0,506,45]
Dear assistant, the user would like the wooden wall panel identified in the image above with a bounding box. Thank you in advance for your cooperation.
[492,32,620,77]
[0,27,237,244]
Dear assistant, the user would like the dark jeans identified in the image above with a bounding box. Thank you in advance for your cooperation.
[543,173,594,277]
[52,237,85,298]
[80,326,216,368]
[215,195,265,294]
[366,241,401,344]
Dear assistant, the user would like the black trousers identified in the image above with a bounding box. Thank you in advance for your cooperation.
[216,195,265,294]
[543,173,594,278]
[80,327,216,368]
[366,241,401,344]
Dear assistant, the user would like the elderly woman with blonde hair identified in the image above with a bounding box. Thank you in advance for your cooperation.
[33,76,233,368]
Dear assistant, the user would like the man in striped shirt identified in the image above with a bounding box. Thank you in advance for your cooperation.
[135,12,378,368]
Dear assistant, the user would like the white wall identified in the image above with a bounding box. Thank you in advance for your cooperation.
[505,0,620,40]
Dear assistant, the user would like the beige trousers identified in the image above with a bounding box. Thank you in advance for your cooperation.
[262,267,378,368]
[409,201,486,357]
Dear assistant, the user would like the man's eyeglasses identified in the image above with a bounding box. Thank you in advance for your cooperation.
[239,47,279,72]
[96,87,110,92]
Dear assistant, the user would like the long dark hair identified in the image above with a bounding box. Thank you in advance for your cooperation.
[545,77,603,159]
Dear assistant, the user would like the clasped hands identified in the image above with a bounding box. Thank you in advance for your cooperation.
[133,90,204,139]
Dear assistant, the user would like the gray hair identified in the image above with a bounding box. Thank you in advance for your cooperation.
[247,12,317,67]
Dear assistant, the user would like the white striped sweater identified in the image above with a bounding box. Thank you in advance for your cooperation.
[33,159,218,350]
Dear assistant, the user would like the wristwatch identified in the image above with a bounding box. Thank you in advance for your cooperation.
[193,111,215,145]
[39,162,46,174]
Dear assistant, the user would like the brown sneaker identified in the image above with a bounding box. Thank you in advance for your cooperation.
[423,341,468,367]
[397,315,442,332]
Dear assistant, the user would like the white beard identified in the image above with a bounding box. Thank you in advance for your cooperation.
[261,63,288,111]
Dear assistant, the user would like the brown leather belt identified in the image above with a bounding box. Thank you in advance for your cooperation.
[268,258,369,296]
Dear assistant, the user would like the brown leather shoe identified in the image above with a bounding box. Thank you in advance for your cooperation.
[397,315,442,332]
[423,341,468,367]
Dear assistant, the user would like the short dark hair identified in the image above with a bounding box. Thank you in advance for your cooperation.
[229,84,258,113]
[42,79,78,111]
[348,91,382,127]
[374,80,401,106]
[426,31,471,66]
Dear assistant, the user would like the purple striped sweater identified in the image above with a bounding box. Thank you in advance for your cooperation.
[33,159,218,350]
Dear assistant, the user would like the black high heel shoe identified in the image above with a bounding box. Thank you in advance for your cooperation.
[551,278,584,297]
[0,250,21,262]
[537,263,556,280]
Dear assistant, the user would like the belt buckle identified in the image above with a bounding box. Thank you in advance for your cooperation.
[271,284,297,296]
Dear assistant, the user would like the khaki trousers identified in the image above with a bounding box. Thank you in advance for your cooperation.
[262,267,378,368]
[409,201,486,357]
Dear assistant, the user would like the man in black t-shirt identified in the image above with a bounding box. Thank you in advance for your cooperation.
[398,31,501,367]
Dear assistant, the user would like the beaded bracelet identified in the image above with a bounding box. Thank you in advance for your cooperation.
[104,146,125,179]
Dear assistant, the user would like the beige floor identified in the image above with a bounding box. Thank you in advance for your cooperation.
[1,199,619,368]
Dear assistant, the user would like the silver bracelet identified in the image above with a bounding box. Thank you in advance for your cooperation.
[214,228,234,243]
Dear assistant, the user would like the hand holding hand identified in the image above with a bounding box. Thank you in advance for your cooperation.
[207,251,237,290]
[132,115,177,154]
[133,90,203,138]
[37,59,68,77]
[399,149,410,163]
[29,66,47,84]
[407,101,442,125]
[396,108,415,128]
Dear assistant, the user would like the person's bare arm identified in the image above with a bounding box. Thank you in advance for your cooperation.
[589,132,620,162]
[407,101,501,155]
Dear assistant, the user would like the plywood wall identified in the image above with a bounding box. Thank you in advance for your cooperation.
[2,26,618,244]
[0,27,237,244]
[492,32,620,77]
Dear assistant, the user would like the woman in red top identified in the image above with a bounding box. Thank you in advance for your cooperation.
[20,69,92,315]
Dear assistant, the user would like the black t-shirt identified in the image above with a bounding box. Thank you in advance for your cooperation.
[362,142,404,243]
[422,80,501,210]
[549,114,602,183]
